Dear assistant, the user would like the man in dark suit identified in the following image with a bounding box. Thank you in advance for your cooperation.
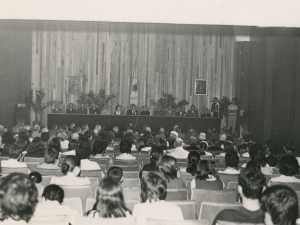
[211,97,224,119]
[140,105,150,115]
[52,104,63,113]
[186,105,199,117]
[77,103,87,114]
[175,106,186,117]
[89,103,100,115]
[66,103,77,114]
[126,104,139,115]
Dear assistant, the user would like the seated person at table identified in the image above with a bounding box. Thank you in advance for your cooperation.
[123,132,138,151]
[140,105,150,115]
[266,155,277,168]
[175,106,186,117]
[268,155,300,185]
[37,147,60,169]
[87,177,133,219]
[50,155,90,186]
[212,168,265,225]
[61,139,78,156]
[208,138,223,151]
[34,184,78,224]
[278,140,300,162]
[199,141,213,156]
[112,126,123,139]
[77,103,88,114]
[167,131,178,149]
[185,136,200,151]
[66,103,77,114]
[114,104,124,115]
[133,172,184,225]
[52,103,63,113]
[186,104,199,117]
[164,106,175,117]
[89,103,100,115]
[155,127,166,139]
[1,145,28,169]
[218,151,240,174]
[156,155,185,189]
[261,185,298,225]
[184,151,201,175]
[116,139,136,160]
[76,141,101,170]
[200,107,212,118]
[0,173,38,224]
[191,160,223,192]
[126,104,139,115]
[107,166,124,184]
[140,145,163,178]
[91,140,113,164]
[167,138,189,159]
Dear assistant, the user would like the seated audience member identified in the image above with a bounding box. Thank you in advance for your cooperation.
[114,104,124,115]
[62,124,72,137]
[185,136,200,151]
[167,131,178,149]
[32,124,41,138]
[25,141,46,158]
[62,139,78,156]
[156,155,185,189]
[1,145,28,168]
[266,155,277,168]
[91,140,112,163]
[191,160,223,191]
[199,141,213,156]
[268,144,280,158]
[175,127,185,140]
[219,134,227,147]
[49,137,62,153]
[208,138,223,151]
[237,135,251,151]
[186,105,199,118]
[212,168,265,225]
[218,151,240,174]
[29,172,42,185]
[50,155,90,186]
[57,129,69,149]
[66,103,77,114]
[268,155,300,185]
[175,106,186,117]
[132,172,184,224]
[87,177,133,219]
[140,105,150,116]
[167,138,189,159]
[84,130,95,146]
[265,139,275,155]
[261,185,298,225]
[140,145,163,178]
[126,104,139,115]
[81,124,90,135]
[40,132,50,145]
[199,132,207,141]
[185,151,201,176]
[185,128,197,140]
[123,132,138,151]
[0,173,38,224]
[112,126,123,139]
[76,141,101,170]
[69,122,75,131]
[37,147,60,169]
[107,166,124,184]
[164,106,175,117]
[139,132,154,153]
[116,139,136,160]
[77,103,88,114]
[92,128,103,142]
[278,140,300,162]
[201,107,212,118]
[34,184,78,224]
[218,141,235,157]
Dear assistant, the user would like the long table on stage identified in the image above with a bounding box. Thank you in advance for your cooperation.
[48,114,221,132]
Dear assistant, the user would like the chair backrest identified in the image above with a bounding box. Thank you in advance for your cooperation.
[179,172,194,184]
[25,162,40,171]
[122,187,140,202]
[123,171,139,179]
[90,158,110,173]
[270,182,300,190]
[218,174,239,188]
[121,178,140,188]
[264,174,281,184]
[227,181,238,190]
[80,170,103,182]
[36,183,44,200]
[33,168,64,176]
[41,176,52,188]
[146,219,209,225]
[24,157,44,163]
[216,221,264,225]
[201,156,213,160]
[239,157,250,163]
[28,215,68,225]
[215,163,226,168]
[199,202,242,224]
[61,186,92,210]
[1,167,28,174]
[168,201,196,220]
[177,162,188,167]
[0,156,9,161]
[63,197,83,215]
[116,165,140,171]
[141,157,151,166]
[75,216,136,225]
[88,177,99,198]
[191,189,236,218]
[113,159,140,166]
[215,155,225,163]
[166,189,189,201]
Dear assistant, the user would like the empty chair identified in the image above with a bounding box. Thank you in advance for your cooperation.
[146,219,209,225]
[63,197,83,215]
[227,181,238,190]
[61,186,92,210]
[122,187,140,202]
[75,216,135,225]
[199,202,242,225]
[24,157,44,163]
[166,189,189,201]
[169,201,196,220]
[191,189,237,218]
[121,178,140,188]
[123,171,139,179]
[28,215,68,225]
[218,174,239,188]
[1,167,28,174]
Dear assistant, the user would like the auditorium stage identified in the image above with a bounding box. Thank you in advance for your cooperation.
[48,114,221,133]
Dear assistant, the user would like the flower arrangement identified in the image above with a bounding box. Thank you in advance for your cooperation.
[150,92,189,111]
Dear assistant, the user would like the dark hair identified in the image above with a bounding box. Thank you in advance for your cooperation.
[68,139,79,151]
[2,132,15,145]
[84,130,93,140]
[76,141,92,159]
[279,155,299,176]
[0,173,38,222]
[44,147,59,164]
[245,160,261,170]
[141,172,167,202]
[261,185,298,225]
[199,142,208,155]
[49,138,62,153]
[224,142,234,153]
[249,143,266,167]
[115,105,121,111]
[212,138,219,146]
[93,140,109,156]
[266,139,275,148]
[225,151,239,169]
[188,137,198,146]
[41,132,50,143]
[73,126,81,133]
[156,155,178,181]
[61,156,81,175]
[150,145,163,165]
[119,139,132,154]
[269,144,280,156]
[144,132,154,147]
[8,145,22,159]
[186,151,201,176]
[42,184,64,204]
[26,141,46,158]
[243,135,251,143]
[238,168,265,199]
[88,178,128,218]
[29,172,42,184]
[284,140,294,152]
[107,167,123,184]
[157,138,168,151]
[266,155,277,167]
[195,160,218,180]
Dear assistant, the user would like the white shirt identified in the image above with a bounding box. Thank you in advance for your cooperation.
[80,159,101,170]
[60,140,69,149]
[204,151,213,156]
[218,167,240,174]
[1,159,28,168]
[167,147,189,159]
[62,150,76,156]
[116,153,136,160]
[132,200,183,225]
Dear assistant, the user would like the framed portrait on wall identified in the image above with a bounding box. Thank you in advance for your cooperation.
[67,76,82,95]
[194,79,208,95]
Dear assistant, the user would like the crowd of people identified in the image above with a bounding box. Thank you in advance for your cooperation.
[0,121,299,225]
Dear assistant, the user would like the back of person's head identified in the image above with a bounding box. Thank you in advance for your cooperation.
[44,147,59,164]
[283,140,294,152]
[266,139,275,148]
[82,124,89,130]
[68,139,79,151]
[261,185,298,225]
[107,167,123,184]
[119,139,132,154]
[156,155,178,181]
[123,132,135,144]
[157,138,168,151]
[243,135,251,143]
[61,155,81,175]
[249,143,266,167]
[73,126,81,133]
[141,172,167,202]
[224,142,234,153]
[212,138,219,146]
[269,144,280,156]
[41,132,50,143]
[188,136,198,146]
[91,177,128,218]
[76,141,92,159]
[2,132,15,145]
[196,160,218,180]
[42,184,64,204]
[238,168,265,199]
[150,145,163,165]
[226,135,234,143]
[174,138,183,148]
[279,155,299,176]
[225,151,239,169]
[93,140,109,155]
[29,172,42,184]
[266,155,277,167]
[186,151,201,176]
[8,145,22,159]
[0,173,38,222]
[49,137,62,153]
[245,160,261,170]
[199,141,208,151]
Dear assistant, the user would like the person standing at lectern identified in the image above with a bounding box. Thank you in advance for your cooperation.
[175,106,186,117]
[52,104,63,113]
[211,97,223,119]
[66,103,77,114]
[227,98,238,135]
[89,103,100,115]
[77,103,87,114]
[126,104,139,115]
[186,105,199,118]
